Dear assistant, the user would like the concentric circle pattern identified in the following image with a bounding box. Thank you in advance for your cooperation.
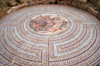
[0,5,100,66]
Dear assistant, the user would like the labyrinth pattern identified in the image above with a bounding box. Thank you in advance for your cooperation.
[0,5,100,66]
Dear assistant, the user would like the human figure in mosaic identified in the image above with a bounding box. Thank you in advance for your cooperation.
[32,22,43,32]
[46,18,54,32]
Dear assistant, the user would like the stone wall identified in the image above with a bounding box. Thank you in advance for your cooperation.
[0,0,100,21]
[89,0,100,8]
[0,0,29,19]
[57,0,100,21]
[0,0,11,19]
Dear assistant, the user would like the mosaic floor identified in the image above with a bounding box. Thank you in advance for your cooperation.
[0,5,100,66]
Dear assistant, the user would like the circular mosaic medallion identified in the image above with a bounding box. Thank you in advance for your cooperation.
[29,14,68,34]
[0,5,100,66]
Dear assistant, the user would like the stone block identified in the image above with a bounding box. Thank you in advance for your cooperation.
[97,13,100,21]
[7,3,28,14]
[90,0,98,5]
[22,3,28,7]
[38,1,44,4]
[0,8,1,11]
[12,6,19,12]
[58,1,71,5]
[17,0,27,3]
[72,2,80,8]
[79,0,87,4]
[8,1,17,7]
[96,0,100,8]
[58,1,68,5]
[57,0,72,5]
[87,6,99,17]
[7,8,13,14]
[73,0,79,3]
[4,7,10,13]
[44,1,49,4]
[7,6,19,14]
[66,1,71,5]
[58,1,63,4]
[72,2,77,7]
[1,5,5,9]
[1,0,8,6]
[90,0,100,8]
[28,1,35,6]
[0,11,6,19]
[50,0,55,4]
[18,3,28,9]
[79,4,87,10]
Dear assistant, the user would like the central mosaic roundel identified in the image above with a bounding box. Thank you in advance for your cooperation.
[29,14,68,34]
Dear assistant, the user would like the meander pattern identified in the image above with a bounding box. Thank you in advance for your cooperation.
[0,5,100,66]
